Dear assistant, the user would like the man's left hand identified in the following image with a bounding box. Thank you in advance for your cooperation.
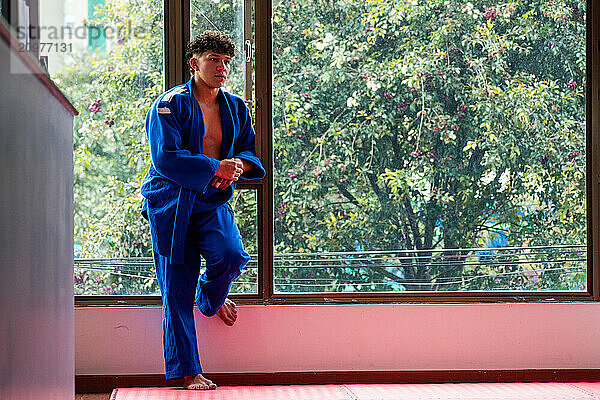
[210,158,253,190]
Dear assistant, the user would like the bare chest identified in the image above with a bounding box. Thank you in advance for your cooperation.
[200,105,223,160]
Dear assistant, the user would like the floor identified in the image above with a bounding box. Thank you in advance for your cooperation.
[107,382,600,399]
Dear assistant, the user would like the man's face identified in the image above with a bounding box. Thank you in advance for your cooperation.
[190,51,232,89]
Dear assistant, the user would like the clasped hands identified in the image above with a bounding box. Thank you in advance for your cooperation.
[210,158,244,189]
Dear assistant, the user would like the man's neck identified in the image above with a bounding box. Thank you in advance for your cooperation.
[192,75,220,105]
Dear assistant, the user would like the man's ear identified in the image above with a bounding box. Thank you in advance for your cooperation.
[189,57,197,71]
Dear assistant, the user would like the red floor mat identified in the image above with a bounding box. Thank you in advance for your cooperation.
[110,385,350,400]
[111,382,600,400]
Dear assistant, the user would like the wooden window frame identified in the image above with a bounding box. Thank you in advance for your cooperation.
[75,0,600,307]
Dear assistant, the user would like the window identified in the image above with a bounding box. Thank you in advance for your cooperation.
[73,0,597,305]
[272,0,589,294]
[190,0,250,100]
[37,0,164,296]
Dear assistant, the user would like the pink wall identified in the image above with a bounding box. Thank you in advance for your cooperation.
[76,303,600,375]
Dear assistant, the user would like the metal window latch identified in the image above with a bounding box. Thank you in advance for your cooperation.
[39,56,49,75]
[245,39,253,63]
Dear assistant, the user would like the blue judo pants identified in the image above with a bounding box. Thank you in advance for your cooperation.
[153,203,250,379]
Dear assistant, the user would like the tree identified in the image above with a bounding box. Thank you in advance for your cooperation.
[57,0,586,294]
[272,0,586,291]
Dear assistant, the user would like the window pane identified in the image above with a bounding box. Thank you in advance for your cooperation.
[38,0,163,295]
[73,189,258,295]
[229,189,259,294]
[273,0,586,292]
[190,0,248,99]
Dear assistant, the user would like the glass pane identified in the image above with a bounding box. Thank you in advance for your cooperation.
[73,189,258,295]
[190,0,247,99]
[273,0,586,292]
[229,189,259,293]
[37,0,163,295]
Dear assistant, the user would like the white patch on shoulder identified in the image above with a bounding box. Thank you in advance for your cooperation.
[157,107,171,115]
[162,86,187,102]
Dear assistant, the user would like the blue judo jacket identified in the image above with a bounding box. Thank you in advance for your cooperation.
[141,77,266,265]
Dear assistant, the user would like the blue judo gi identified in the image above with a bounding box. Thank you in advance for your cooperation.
[140,77,265,379]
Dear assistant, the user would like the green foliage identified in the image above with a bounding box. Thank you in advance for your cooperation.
[56,0,162,259]
[61,0,586,294]
[272,0,586,290]
[57,0,162,295]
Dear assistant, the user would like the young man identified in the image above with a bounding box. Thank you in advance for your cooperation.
[140,31,265,390]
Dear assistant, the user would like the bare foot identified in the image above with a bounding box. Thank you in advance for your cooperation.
[216,298,237,326]
[183,374,217,390]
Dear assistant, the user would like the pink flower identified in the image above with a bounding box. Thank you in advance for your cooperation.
[277,202,288,216]
[411,151,419,158]
[287,173,296,178]
[568,81,577,89]
[88,99,102,114]
[451,124,459,131]
[383,92,393,99]
[484,7,499,20]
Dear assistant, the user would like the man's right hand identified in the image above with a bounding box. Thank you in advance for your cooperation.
[215,158,244,181]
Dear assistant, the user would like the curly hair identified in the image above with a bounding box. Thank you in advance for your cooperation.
[186,30,236,75]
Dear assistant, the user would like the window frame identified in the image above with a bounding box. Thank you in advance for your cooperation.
[75,0,600,307]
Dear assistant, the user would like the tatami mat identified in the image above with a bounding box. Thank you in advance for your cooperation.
[111,382,600,399]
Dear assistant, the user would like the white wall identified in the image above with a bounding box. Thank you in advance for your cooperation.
[76,303,600,375]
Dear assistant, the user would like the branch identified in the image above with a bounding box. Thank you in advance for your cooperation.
[402,195,423,250]
[334,182,360,207]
